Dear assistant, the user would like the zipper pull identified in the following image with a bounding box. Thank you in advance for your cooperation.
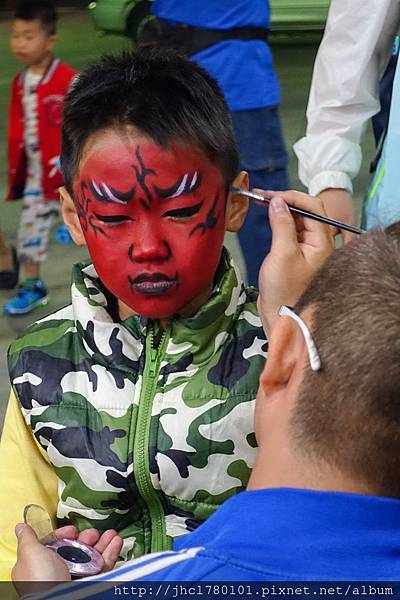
[148,352,157,378]
[147,325,157,378]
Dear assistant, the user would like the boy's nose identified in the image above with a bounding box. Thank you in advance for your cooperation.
[129,238,172,263]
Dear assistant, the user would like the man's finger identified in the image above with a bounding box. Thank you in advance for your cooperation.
[93,529,118,554]
[76,527,101,546]
[318,188,357,243]
[55,525,78,540]
[101,535,124,572]
[342,229,357,245]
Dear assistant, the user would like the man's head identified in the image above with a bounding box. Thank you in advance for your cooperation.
[254,223,400,498]
[11,0,57,68]
[60,50,248,319]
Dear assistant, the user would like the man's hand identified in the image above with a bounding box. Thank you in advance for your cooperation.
[256,189,335,336]
[318,188,357,245]
[12,523,123,596]
[13,524,71,584]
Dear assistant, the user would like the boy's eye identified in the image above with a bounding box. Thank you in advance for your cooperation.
[162,201,203,220]
[94,213,133,225]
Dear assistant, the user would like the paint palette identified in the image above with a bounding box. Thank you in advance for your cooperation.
[23,504,105,578]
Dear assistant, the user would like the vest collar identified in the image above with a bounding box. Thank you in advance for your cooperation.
[70,247,253,367]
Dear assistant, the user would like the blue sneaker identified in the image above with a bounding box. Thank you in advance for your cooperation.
[3,279,48,315]
[55,224,72,244]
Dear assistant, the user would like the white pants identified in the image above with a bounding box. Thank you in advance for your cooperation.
[17,193,61,264]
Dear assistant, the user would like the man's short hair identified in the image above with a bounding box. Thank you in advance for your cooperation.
[292,223,400,498]
[61,50,239,196]
[15,0,57,35]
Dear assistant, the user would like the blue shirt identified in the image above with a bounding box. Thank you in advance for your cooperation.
[34,488,400,597]
[151,0,280,111]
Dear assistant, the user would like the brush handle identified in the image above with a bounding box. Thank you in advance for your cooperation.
[231,188,364,235]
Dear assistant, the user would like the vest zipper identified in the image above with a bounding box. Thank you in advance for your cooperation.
[134,321,170,553]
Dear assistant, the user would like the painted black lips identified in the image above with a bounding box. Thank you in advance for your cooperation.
[128,272,178,295]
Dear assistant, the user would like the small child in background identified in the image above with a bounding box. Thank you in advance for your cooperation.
[5,0,76,315]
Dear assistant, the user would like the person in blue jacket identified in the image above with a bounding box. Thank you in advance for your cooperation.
[12,195,400,588]
[138,0,288,286]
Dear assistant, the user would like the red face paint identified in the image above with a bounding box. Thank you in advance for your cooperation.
[74,140,226,318]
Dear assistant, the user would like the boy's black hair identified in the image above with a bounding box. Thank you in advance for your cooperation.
[61,49,239,196]
[15,0,57,35]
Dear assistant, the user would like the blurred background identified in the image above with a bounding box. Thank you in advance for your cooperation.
[0,0,375,429]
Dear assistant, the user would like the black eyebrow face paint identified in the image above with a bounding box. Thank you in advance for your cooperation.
[89,179,136,204]
[154,171,202,199]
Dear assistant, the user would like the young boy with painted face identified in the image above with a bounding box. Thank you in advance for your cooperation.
[0,50,267,577]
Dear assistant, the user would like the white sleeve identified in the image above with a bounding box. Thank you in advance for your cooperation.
[293,0,400,196]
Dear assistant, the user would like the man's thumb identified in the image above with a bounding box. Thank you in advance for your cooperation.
[269,196,297,252]
[15,524,26,538]
[15,523,38,552]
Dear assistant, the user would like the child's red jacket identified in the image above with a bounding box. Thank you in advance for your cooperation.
[7,58,76,201]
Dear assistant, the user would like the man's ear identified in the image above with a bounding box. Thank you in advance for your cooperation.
[259,315,306,404]
[225,171,249,232]
[59,186,86,247]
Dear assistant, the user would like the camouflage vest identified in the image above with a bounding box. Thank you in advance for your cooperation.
[8,249,267,560]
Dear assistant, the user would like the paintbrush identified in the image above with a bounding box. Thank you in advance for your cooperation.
[230,187,365,235]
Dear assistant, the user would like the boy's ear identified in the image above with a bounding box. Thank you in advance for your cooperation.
[225,171,249,232]
[59,186,87,247]
[47,34,57,53]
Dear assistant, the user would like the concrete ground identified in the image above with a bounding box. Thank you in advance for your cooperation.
[0,39,375,432]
